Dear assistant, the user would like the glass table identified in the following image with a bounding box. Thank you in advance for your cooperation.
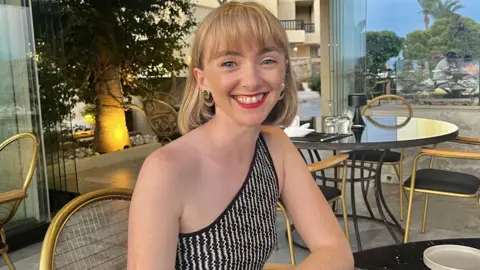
[290,116,459,250]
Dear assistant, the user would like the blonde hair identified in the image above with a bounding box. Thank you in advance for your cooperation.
[178,1,298,134]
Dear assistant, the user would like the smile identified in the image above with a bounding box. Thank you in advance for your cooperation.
[233,93,268,109]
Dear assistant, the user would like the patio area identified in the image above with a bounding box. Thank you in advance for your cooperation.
[2,148,479,269]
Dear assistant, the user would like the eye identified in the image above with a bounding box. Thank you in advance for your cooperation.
[262,59,276,65]
[221,61,236,68]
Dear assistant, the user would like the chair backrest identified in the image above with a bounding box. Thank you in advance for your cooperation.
[143,99,178,141]
[362,94,413,117]
[39,188,133,270]
[0,133,39,225]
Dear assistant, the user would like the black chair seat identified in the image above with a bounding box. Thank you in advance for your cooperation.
[349,150,401,163]
[404,169,480,195]
[319,185,341,201]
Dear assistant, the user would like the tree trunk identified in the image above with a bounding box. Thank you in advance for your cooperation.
[93,64,131,153]
[423,14,430,79]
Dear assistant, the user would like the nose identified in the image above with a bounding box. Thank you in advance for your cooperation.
[241,61,261,91]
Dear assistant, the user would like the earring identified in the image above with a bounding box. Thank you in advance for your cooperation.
[203,90,214,107]
[279,91,285,100]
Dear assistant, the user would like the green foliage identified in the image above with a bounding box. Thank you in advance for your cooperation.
[430,0,463,19]
[404,15,480,60]
[365,31,405,72]
[309,74,321,92]
[33,0,196,127]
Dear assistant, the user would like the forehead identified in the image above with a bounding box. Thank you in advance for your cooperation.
[200,10,287,63]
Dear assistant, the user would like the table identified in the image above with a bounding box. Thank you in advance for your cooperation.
[291,116,459,250]
[354,238,480,269]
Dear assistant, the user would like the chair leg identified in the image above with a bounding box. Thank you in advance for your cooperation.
[393,164,404,221]
[0,228,14,270]
[2,253,15,270]
[340,196,350,243]
[277,203,295,265]
[404,189,415,243]
[422,194,430,234]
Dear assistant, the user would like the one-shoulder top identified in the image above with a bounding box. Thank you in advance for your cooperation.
[175,134,280,269]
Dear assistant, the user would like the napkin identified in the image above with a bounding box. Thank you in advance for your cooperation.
[283,116,315,137]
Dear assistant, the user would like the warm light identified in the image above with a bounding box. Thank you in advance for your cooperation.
[293,47,298,52]
[82,113,96,125]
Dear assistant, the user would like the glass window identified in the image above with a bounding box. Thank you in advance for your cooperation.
[0,0,50,228]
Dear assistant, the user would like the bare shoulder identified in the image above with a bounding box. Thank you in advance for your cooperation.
[261,125,292,151]
[133,135,200,207]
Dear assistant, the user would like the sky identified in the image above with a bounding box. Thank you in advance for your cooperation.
[367,0,480,37]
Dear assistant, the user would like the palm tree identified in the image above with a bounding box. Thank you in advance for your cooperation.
[417,0,437,30]
[431,0,464,19]
[417,0,436,78]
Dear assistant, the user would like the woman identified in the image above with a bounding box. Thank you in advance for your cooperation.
[128,2,353,269]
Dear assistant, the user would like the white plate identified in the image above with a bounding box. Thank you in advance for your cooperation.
[424,244,480,270]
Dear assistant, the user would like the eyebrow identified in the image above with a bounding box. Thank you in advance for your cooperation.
[260,46,281,54]
[213,50,243,60]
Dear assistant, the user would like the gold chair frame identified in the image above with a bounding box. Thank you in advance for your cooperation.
[276,201,296,265]
[0,133,39,270]
[361,94,413,221]
[308,154,350,243]
[39,188,133,270]
[403,136,480,243]
[266,154,349,269]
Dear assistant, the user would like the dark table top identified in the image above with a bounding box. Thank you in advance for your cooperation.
[292,116,459,151]
[354,238,480,270]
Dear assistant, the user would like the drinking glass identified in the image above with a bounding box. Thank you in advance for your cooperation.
[324,100,337,134]
[336,110,352,135]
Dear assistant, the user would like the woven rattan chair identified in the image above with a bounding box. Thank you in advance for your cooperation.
[40,188,132,270]
[0,133,39,270]
[142,99,179,143]
[403,136,480,243]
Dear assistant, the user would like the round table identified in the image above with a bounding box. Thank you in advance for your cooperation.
[290,116,459,251]
[353,238,480,269]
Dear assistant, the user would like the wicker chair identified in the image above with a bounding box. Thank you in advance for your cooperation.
[142,99,179,143]
[0,133,39,270]
[40,188,132,270]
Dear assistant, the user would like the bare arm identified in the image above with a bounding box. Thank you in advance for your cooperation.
[127,152,182,270]
[275,130,353,269]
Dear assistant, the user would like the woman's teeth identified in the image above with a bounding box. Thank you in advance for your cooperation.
[234,93,265,104]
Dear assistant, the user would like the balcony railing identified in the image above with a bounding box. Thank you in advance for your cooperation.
[305,23,315,33]
[280,20,316,33]
[280,20,305,30]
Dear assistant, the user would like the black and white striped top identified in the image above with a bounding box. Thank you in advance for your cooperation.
[175,134,280,269]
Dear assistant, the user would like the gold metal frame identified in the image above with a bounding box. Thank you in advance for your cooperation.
[404,137,480,243]
[307,154,350,243]
[276,201,296,265]
[361,94,413,221]
[39,188,133,270]
[0,132,39,270]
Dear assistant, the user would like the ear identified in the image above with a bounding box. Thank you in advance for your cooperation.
[194,67,208,90]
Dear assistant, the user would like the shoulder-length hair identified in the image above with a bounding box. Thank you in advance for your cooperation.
[178,1,298,135]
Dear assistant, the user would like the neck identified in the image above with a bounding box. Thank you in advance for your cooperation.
[203,114,260,157]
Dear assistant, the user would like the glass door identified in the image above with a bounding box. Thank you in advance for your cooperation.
[0,0,49,225]
[328,0,367,114]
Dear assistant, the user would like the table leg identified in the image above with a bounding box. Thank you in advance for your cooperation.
[349,152,362,251]
[373,149,403,244]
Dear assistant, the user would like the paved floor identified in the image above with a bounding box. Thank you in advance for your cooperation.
[1,149,479,269]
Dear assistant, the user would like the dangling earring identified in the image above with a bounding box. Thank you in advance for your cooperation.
[203,89,214,107]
